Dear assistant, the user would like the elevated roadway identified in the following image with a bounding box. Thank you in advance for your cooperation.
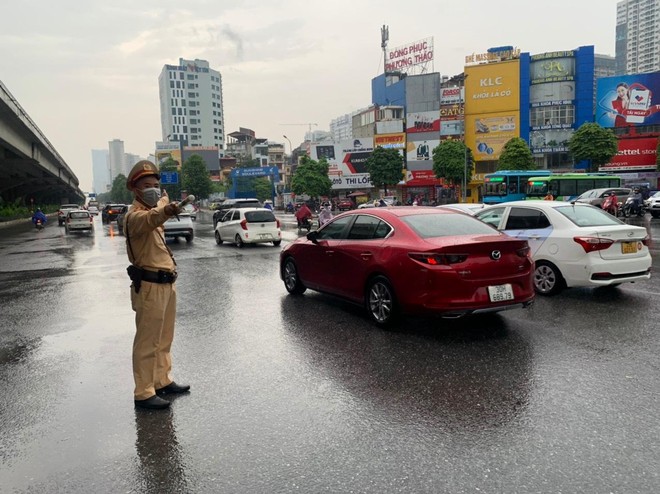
[0,80,84,205]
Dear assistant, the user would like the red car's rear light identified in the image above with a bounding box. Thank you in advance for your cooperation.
[573,236,614,253]
[409,252,468,265]
[516,246,531,258]
[240,219,248,230]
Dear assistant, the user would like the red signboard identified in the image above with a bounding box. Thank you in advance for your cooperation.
[601,137,658,171]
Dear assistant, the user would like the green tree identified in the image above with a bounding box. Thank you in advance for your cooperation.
[159,158,181,200]
[365,147,404,195]
[568,123,618,172]
[291,156,332,199]
[110,174,132,204]
[432,140,474,186]
[181,154,213,200]
[497,137,536,170]
[253,177,273,202]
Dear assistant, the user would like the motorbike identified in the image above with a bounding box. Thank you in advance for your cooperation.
[297,217,312,232]
[622,196,645,217]
[34,219,45,230]
[285,203,295,214]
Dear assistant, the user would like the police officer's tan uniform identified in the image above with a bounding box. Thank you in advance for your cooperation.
[125,161,189,409]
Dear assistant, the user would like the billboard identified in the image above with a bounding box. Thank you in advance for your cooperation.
[406,139,439,162]
[310,139,375,190]
[406,111,440,133]
[465,112,519,161]
[600,137,658,171]
[440,86,464,105]
[440,104,464,136]
[374,133,406,150]
[596,72,660,128]
[155,143,182,168]
[530,52,576,84]
[385,37,434,72]
[464,60,520,114]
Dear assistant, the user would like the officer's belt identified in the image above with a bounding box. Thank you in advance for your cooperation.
[141,269,178,284]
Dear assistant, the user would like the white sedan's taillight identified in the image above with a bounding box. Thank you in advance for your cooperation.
[573,236,614,253]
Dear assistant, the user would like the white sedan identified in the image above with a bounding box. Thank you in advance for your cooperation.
[475,200,652,295]
[215,207,282,247]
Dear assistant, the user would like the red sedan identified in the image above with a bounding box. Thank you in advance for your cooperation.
[280,207,535,326]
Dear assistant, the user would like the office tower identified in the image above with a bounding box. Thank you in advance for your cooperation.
[158,58,225,152]
[616,0,660,74]
[108,139,125,182]
[91,149,110,194]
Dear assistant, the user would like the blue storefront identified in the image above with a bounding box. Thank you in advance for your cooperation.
[523,45,595,170]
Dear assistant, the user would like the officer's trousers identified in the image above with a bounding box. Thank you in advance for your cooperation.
[131,281,176,400]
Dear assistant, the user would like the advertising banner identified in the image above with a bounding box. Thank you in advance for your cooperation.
[406,111,440,133]
[530,56,576,84]
[464,60,520,115]
[374,133,406,150]
[465,112,519,161]
[596,72,660,128]
[385,37,434,72]
[406,139,439,162]
[440,86,464,104]
[600,137,658,171]
[310,139,375,189]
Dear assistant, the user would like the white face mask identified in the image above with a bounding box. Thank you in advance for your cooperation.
[140,187,161,207]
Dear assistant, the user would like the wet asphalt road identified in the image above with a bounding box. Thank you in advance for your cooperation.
[1,211,660,493]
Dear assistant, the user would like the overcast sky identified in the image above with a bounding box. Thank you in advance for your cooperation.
[3,0,621,191]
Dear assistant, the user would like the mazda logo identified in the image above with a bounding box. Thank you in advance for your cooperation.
[491,250,502,260]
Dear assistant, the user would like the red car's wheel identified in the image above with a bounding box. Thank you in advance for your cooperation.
[366,276,397,326]
[283,257,306,295]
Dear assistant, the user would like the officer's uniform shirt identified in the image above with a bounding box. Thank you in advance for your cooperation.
[124,195,176,274]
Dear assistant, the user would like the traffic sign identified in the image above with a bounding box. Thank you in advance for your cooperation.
[160,171,179,184]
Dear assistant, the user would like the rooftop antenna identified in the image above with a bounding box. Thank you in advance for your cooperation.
[381,25,389,74]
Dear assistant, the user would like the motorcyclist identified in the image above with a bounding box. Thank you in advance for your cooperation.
[602,192,618,216]
[32,208,47,226]
[295,203,313,229]
[318,203,333,227]
[632,188,643,214]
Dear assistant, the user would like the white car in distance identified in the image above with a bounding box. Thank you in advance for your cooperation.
[475,200,652,295]
[215,208,282,247]
[163,212,194,243]
[65,210,94,234]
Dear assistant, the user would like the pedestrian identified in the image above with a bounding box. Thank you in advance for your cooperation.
[544,191,554,201]
[124,160,190,410]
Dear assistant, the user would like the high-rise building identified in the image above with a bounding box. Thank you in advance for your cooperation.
[91,149,110,194]
[616,0,660,74]
[108,139,125,182]
[158,58,225,152]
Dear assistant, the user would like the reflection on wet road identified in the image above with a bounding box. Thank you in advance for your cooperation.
[1,212,659,492]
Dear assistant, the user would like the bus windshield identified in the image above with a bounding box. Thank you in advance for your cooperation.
[483,170,552,204]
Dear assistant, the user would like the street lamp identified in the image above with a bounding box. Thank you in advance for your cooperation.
[282,135,292,162]
[461,74,468,203]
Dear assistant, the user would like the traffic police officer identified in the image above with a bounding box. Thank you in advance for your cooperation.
[124,160,190,409]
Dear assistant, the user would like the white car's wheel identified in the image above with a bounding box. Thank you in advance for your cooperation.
[215,231,223,245]
[235,234,244,248]
[534,261,564,295]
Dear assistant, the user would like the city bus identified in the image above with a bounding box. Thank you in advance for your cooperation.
[483,170,553,204]
[526,173,622,201]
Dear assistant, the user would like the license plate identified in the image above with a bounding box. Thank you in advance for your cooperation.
[621,241,638,254]
[258,233,270,239]
[488,284,514,302]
